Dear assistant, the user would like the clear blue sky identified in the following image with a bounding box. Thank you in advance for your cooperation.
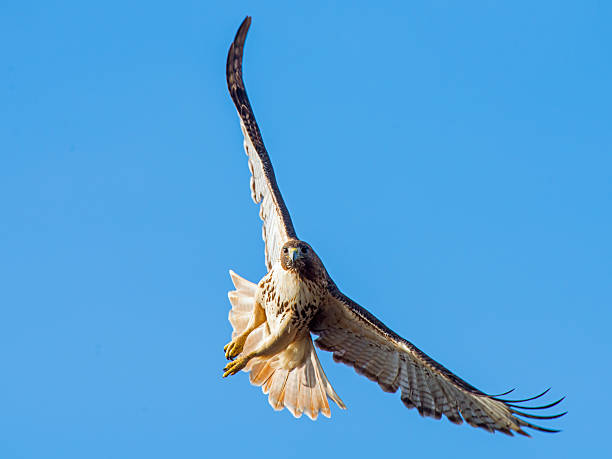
[1,1,610,458]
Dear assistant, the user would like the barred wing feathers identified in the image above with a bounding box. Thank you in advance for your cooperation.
[311,285,565,436]
[227,17,297,270]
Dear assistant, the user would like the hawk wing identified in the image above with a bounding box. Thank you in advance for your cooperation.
[227,17,297,270]
[311,284,565,436]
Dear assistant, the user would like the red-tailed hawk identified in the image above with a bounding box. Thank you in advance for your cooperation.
[223,16,565,436]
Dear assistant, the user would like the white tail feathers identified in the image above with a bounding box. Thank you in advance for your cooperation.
[228,270,346,420]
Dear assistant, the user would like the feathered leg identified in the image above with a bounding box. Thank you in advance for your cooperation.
[224,271,344,419]
[224,301,265,359]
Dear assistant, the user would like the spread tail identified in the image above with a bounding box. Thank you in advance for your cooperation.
[228,270,346,420]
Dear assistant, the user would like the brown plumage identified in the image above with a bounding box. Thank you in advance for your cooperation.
[223,16,565,435]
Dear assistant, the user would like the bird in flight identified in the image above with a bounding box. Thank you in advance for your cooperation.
[223,16,565,436]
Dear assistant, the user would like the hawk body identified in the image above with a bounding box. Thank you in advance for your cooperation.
[227,264,345,420]
[258,240,329,340]
[223,16,565,435]
[260,267,321,334]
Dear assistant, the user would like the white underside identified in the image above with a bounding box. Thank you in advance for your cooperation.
[227,270,345,420]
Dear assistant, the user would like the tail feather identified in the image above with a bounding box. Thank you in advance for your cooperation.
[228,270,346,420]
[267,368,290,411]
[248,357,275,385]
[229,270,257,296]
[228,270,259,340]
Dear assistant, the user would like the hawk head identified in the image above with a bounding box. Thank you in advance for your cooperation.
[280,240,322,281]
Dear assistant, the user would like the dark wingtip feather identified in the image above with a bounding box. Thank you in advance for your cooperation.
[226,16,253,104]
[489,388,566,435]
[516,429,531,437]
[510,409,568,420]
[507,396,565,411]
[493,387,551,403]
[488,388,516,397]
[520,420,563,434]
[234,16,252,44]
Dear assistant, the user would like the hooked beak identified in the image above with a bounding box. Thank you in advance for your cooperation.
[288,247,300,262]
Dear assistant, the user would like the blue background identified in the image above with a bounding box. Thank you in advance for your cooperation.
[1,1,610,458]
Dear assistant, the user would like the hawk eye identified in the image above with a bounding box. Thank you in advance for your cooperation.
[301,247,308,254]
[283,247,288,254]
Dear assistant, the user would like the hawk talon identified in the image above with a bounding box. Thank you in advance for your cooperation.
[223,356,248,377]
[224,336,246,360]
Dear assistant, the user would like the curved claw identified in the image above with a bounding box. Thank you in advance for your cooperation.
[223,337,245,360]
[223,356,248,378]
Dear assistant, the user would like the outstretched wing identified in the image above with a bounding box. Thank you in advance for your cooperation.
[311,285,565,436]
[227,17,297,270]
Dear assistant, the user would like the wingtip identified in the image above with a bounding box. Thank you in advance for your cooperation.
[507,396,566,411]
[227,16,253,96]
[492,387,552,403]
[516,429,531,438]
[235,16,252,42]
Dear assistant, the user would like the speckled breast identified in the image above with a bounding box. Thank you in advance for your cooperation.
[257,267,324,334]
